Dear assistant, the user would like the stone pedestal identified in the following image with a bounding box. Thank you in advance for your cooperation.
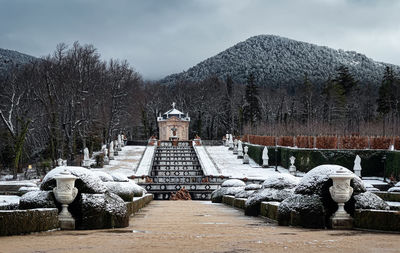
[330,216,353,229]
[59,210,76,230]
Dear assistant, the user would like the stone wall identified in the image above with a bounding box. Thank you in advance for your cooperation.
[0,208,59,236]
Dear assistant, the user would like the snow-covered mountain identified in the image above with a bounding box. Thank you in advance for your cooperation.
[0,48,36,79]
[161,35,399,86]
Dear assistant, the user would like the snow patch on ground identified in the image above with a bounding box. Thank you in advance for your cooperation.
[205,146,292,180]
[97,146,146,177]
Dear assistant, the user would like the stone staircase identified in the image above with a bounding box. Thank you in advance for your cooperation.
[138,142,223,200]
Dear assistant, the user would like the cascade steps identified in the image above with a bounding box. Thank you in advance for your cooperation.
[138,144,222,200]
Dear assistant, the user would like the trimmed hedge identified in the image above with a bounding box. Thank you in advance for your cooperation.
[244,143,400,179]
[0,208,59,236]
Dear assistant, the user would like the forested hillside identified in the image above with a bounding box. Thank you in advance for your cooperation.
[0,48,36,79]
[162,35,399,87]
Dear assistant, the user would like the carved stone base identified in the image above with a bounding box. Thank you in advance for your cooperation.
[243,155,249,164]
[59,216,75,230]
[82,160,91,168]
[330,216,353,230]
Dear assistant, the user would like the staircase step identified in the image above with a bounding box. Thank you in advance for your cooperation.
[139,183,219,192]
[151,171,203,176]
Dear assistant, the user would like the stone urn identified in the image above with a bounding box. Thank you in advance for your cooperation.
[53,170,78,230]
[329,167,355,229]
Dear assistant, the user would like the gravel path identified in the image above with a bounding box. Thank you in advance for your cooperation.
[0,201,398,253]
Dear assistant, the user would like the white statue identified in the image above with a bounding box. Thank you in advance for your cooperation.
[243,146,249,164]
[228,134,234,150]
[83,147,89,161]
[57,158,63,167]
[353,155,362,178]
[109,141,114,160]
[262,147,269,167]
[289,156,296,176]
[82,147,90,168]
[225,133,229,147]
[114,140,119,156]
[117,134,122,151]
[233,139,238,154]
[103,148,109,165]
[237,140,243,158]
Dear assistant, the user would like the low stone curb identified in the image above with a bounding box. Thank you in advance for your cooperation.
[222,195,280,222]
[126,194,153,216]
[0,208,59,236]
[373,191,400,202]
[354,209,400,232]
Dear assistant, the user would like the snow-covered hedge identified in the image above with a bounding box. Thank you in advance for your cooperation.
[41,166,107,194]
[261,174,299,189]
[245,188,293,216]
[104,181,144,201]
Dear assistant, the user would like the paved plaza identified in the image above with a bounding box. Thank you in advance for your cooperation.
[0,201,398,253]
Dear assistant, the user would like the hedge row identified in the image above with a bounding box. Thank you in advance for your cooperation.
[243,135,400,150]
[243,143,400,179]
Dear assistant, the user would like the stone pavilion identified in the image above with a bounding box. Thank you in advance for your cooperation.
[157,103,190,141]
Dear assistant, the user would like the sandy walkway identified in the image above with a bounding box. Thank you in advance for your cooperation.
[0,201,398,253]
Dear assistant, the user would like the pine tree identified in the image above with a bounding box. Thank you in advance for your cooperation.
[377,66,396,115]
[243,73,261,126]
[377,66,397,135]
[334,66,358,96]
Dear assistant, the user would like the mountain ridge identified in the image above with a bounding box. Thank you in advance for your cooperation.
[161,34,399,86]
[0,48,37,78]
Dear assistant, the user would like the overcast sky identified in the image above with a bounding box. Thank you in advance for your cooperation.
[1,0,399,80]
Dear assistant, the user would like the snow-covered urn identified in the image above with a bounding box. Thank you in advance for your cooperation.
[353,155,362,178]
[329,167,355,229]
[109,141,114,160]
[262,147,269,167]
[53,170,78,230]
[228,134,234,150]
[243,146,249,164]
[103,148,109,165]
[225,134,229,147]
[289,156,296,176]
[233,139,238,154]
[237,140,243,159]
[82,147,91,168]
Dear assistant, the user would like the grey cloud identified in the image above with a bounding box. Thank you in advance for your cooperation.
[0,0,399,79]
